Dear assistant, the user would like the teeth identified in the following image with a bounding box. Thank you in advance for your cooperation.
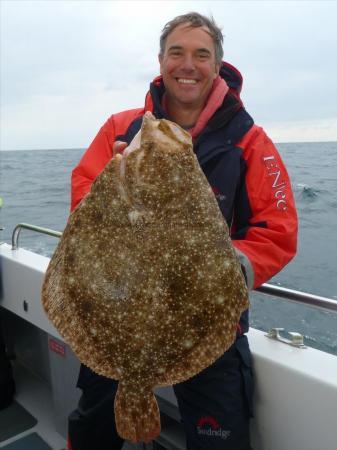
[177,79,197,84]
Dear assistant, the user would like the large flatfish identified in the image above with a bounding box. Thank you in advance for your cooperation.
[41,112,249,443]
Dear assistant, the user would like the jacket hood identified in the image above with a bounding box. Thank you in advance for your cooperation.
[219,61,243,95]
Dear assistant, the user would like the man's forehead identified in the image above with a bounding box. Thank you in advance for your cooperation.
[172,22,212,34]
[164,23,215,51]
[167,22,212,38]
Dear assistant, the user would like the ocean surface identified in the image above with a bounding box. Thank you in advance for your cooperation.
[1,142,337,355]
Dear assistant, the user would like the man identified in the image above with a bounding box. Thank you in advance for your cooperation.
[68,12,298,450]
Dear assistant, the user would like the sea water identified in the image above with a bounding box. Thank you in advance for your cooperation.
[1,142,336,355]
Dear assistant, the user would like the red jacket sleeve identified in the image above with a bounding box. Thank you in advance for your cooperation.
[71,108,144,212]
[70,117,116,212]
[233,125,298,289]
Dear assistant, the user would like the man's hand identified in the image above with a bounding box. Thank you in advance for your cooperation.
[113,141,128,158]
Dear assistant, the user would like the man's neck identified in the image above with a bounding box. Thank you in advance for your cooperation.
[164,97,203,128]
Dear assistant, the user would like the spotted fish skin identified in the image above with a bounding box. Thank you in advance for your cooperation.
[41,112,249,443]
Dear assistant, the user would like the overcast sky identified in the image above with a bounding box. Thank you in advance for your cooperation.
[1,0,337,150]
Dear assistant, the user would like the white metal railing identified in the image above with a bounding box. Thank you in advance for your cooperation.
[11,223,62,250]
[256,283,337,313]
[10,223,337,314]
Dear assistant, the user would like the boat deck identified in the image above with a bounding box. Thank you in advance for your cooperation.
[0,361,66,450]
[0,359,184,450]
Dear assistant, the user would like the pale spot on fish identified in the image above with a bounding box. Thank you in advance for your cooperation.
[128,210,143,224]
[183,339,193,349]
[215,296,225,305]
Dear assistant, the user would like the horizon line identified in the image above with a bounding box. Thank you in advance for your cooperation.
[1,139,337,152]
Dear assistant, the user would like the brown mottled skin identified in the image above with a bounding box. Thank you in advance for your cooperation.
[41,112,249,443]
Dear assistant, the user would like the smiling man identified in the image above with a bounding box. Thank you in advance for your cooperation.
[159,23,220,127]
[68,12,298,450]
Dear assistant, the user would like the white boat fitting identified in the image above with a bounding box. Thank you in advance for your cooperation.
[1,224,337,450]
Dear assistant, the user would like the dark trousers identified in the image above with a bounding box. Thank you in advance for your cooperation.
[68,335,253,450]
[0,319,15,410]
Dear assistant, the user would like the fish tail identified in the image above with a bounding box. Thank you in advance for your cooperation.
[114,382,161,443]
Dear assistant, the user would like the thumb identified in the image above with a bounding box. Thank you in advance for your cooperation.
[113,141,128,157]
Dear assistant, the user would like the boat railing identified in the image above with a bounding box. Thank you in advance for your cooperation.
[10,223,337,314]
[256,284,337,313]
[11,223,62,250]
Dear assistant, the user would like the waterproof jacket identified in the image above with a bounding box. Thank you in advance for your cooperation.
[71,62,298,333]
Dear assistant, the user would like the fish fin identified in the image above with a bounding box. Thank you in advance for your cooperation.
[114,382,161,443]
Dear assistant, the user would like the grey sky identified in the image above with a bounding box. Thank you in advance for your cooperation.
[1,0,337,150]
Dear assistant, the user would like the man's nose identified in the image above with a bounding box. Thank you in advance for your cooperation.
[180,54,195,71]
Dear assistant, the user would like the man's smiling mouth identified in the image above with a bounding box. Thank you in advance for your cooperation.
[177,78,197,84]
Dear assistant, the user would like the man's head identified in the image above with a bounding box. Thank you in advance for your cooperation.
[158,12,224,119]
[159,12,224,65]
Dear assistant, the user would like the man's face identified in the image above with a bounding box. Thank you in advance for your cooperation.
[159,23,220,111]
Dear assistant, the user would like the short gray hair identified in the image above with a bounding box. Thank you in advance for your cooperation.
[159,12,224,64]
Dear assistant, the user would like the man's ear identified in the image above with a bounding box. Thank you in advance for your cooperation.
[158,54,163,75]
[213,62,220,79]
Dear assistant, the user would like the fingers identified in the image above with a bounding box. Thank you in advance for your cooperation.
[113,141,128,158]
